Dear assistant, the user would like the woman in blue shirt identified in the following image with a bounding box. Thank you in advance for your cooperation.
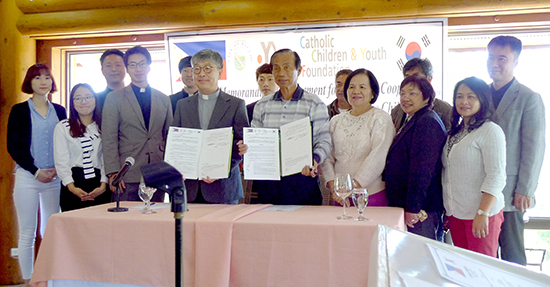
[7,64,66,284]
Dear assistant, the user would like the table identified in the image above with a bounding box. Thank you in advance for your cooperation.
[31,202,405,287]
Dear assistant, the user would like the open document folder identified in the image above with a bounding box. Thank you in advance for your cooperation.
[164,126,233,180]
[243,117,312,180]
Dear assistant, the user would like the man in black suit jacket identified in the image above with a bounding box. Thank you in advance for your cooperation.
[96,49,126,114]
[169,56,198,114]
[173,49,248,204]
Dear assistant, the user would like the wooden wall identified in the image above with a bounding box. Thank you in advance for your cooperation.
[0,1,36,285]
[2,0,550,284]
[13,0,550,39]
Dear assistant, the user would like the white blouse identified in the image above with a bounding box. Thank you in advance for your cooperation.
[442,121,506,219]
[53,120,108,186]
[320,108,395,194]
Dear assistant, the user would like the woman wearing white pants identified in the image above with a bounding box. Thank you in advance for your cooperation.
[7,64,66,284]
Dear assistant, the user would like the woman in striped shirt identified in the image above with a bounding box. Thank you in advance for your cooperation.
[54,83,110,211]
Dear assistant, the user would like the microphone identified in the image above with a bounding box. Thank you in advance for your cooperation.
[112,157,135,186]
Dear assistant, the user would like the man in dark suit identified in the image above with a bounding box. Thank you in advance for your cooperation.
[102,45,173,201]
[390,58,452,131]
[96,49,126,114]
[169,56,197,114]
[487,36,546,265]
[173,49,248,204]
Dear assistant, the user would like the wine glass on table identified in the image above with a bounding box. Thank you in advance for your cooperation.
[334,173,353,220]
[352,188,369,221]
[139,178,157,214]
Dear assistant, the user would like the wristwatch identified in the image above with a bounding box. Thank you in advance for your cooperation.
[477,209,489,217]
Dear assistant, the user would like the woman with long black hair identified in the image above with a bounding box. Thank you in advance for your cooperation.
[442,77,506,257]
[54,83,109,211]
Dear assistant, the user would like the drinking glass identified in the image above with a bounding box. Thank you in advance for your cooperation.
[334,173,353,220]
[139,179,157,214]
[351,188,369,221]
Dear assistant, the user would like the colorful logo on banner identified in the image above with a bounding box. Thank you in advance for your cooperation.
[405,42,422,60]
[227,40,254,79]
[174,40,227,80]
[395,34,431,71]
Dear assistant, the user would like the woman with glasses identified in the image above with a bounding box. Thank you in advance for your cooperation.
[384,74,447,240]
[320,69,395,206]
[54,83,110,211]
[7,64,66,284]
[442,77,506,257]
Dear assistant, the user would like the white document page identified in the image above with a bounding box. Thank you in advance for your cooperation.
[243,128,281,180]
[198,127,233,180]
[164,127,202,179]
[427,244,547,287]
[280,117,312,177]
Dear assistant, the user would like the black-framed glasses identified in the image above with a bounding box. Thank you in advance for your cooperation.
[193,66,214,75]
[74,95,94,103]
[128,62,149,69]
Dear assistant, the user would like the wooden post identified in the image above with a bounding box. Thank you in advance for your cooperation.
[0,0,37,285]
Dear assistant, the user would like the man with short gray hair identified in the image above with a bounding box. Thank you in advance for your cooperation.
[173,49,248,204]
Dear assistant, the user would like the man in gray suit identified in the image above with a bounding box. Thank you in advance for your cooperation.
[102,45,173,201]
[173,49,248,204]
[487,36,545,265]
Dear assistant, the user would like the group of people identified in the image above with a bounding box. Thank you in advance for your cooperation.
[320,35,545,266]
[7,35,544,283]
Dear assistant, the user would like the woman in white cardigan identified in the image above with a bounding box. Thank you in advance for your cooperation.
[442,77,506,257]
[320,68,395,206]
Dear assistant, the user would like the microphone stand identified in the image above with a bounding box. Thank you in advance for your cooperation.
[141,161,187,287]
[172,185,187,287]
[108,183,128,212]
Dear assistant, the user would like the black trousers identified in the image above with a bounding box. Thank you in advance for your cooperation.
[60,167,111,212]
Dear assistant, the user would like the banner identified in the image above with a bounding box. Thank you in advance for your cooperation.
[166,19,447,113]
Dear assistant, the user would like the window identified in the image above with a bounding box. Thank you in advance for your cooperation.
[67,48,171,98]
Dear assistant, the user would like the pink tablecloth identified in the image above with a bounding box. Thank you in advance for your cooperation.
[230,206,405,287]
[30,202,404,287]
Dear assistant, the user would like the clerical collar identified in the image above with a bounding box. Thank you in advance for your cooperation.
[199,89,220,100]
[131,83,150,94]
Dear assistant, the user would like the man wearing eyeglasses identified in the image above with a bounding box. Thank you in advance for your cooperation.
[172,49,248,204]
[102,45,173,202]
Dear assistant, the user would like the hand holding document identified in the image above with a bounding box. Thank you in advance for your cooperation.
[164,126,233,180]
[243,117,312,180]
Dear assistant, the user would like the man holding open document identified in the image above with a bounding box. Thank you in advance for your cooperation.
[171,49,248,204]
[243,49,332,205]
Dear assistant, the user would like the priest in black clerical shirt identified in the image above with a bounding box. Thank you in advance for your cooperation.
[101,45,173,202]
